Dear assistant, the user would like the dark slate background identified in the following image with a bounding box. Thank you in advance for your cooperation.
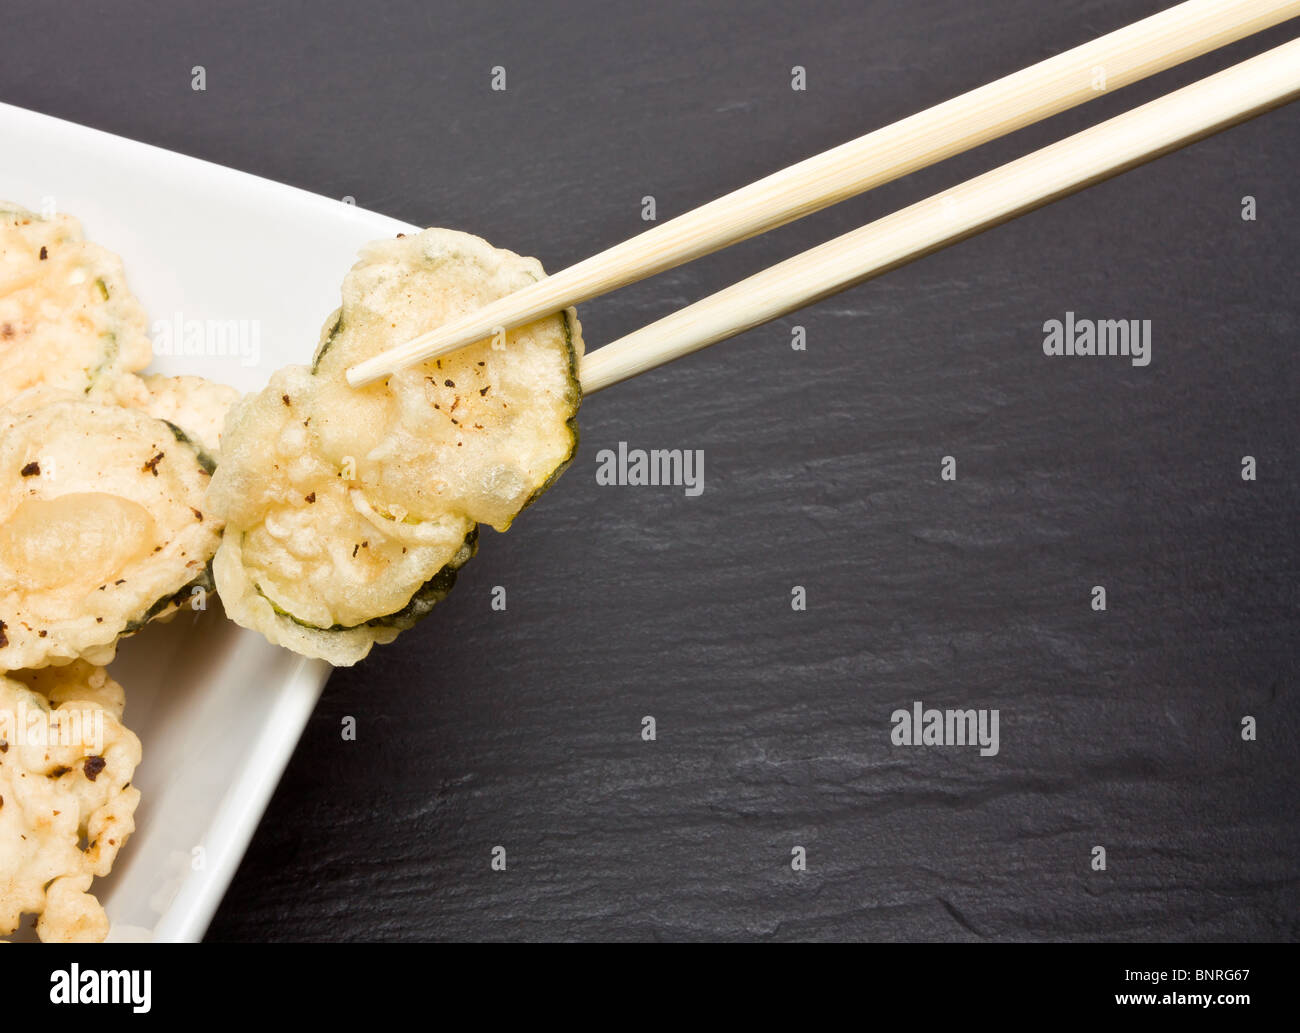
[5,0,1296,941]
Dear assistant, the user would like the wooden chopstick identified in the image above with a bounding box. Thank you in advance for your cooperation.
[577,37,1300,394]
[347,0,1300,387]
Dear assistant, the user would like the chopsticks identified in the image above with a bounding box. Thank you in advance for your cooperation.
[579,37,1300,393]
[347,0,1300,388]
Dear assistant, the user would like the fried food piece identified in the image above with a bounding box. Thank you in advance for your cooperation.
[10,660,126,719]
[0,401,221,669]
[209,229,581,665]
[106,373,242,457]
[0,672,141,943]
[211,366,479,664]
[0,204,152,412]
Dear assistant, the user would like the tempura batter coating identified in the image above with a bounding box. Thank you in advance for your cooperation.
[0,673,141,942]
[107,373,242,457]
[0,401,221,669]
[0,205,152,412]
[209,229,582,665]
[11,660,126,720]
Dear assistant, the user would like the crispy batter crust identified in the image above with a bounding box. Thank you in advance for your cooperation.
[209,229,582,665]
[0,671,141,942]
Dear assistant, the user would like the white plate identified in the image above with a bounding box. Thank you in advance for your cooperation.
[1,101,416,942]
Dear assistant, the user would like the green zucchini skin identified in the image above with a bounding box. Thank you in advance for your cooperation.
[509,307,582,527]
[117,423,217,635]
[85,331,119,394]
[161,419,218,475]
[310,312,344,374]
[361,525,479,630]
[255,527,479,633]
[122,562,216,635]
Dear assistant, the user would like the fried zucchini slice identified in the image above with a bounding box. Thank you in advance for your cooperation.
[0,401,222,669]
[209,365,479,666]
[309,230,582,531]
[209,229,582,665]
[0,205,152,412]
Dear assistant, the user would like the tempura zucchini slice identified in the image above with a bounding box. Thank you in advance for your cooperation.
[309,230,582,531]
[0,205,152,412]
[208,229,582,665]
[210,367,479,664]
[0,401,222,669]
[106,373,243,457]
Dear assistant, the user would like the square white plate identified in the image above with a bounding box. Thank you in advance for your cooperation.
[1,101,416,942]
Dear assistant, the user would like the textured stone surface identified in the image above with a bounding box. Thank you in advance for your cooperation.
[6,0,1296,941]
